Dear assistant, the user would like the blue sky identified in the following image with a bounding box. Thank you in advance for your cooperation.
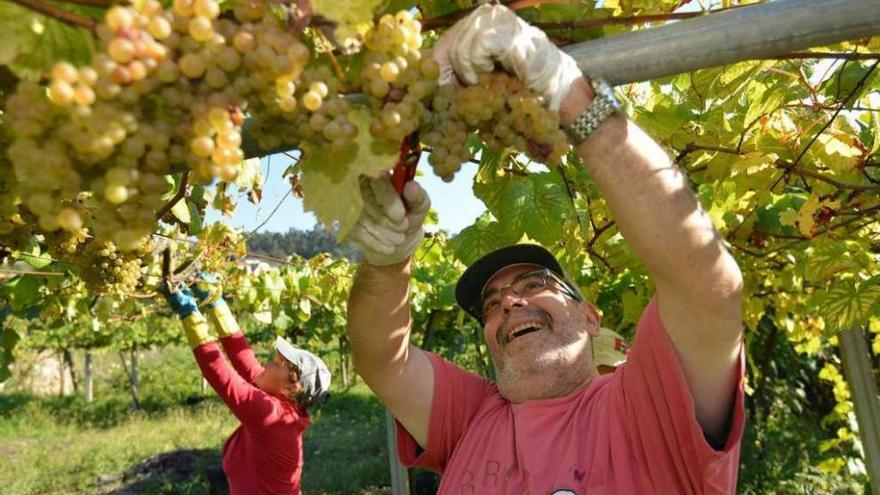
[204,152,487,235]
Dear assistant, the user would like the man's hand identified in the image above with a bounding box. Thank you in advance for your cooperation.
[349,175,430,266]
[159,282,200,319]
[433,4,582,111]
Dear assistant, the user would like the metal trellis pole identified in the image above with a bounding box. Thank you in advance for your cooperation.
[563,0,880,85]
[839,327,880,495]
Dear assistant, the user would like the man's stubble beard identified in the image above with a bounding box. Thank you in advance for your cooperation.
[492,320,591,402]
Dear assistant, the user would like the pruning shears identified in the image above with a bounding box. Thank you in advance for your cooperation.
[390,131,422,202]
[161,247,202,293]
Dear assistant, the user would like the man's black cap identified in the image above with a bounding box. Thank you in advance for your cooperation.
[455,244,567,321]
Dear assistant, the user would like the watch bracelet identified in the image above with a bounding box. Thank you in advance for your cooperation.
[564,94,617,146]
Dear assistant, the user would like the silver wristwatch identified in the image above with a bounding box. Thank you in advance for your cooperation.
[563,77,621,145]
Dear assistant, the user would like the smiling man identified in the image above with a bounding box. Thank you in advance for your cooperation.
[346,4,745,494]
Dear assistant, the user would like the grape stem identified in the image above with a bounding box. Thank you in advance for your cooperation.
[54,0,115,8]
[9,0,96,32]
[154,170,190,221]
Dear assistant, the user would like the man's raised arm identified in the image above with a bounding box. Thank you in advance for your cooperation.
[560,79,743,441]
[438,4,743,441]
[346,177,434,448]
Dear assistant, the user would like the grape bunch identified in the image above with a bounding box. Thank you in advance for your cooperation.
[361,11,440,144]
[4,0,322,254]
[246,66,356,155]
[422,72,570,181]
[69,238,154,295]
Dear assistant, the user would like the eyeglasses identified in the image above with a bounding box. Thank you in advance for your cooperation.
[477,268,581,322]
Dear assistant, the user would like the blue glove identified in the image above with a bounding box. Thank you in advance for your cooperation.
[190,272,224,308]
[159,282,200,319]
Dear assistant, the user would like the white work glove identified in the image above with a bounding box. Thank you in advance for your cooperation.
[349,175,430,266]
[434,4,582,111]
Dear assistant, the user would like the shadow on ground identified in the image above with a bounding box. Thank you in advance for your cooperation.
[97,448,227,495]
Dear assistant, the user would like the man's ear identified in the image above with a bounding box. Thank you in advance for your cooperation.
[581,301,601,337]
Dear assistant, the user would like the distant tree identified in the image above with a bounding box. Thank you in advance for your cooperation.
[247,225,362,261]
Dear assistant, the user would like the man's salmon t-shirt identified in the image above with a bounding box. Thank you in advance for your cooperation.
[395,298,745,494]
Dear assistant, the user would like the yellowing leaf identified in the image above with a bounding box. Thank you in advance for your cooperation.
[778,208,798,227]
[170,199,190,224]
[235,158,263,189]
[817,277,880,332]
[311,0,383,24]
[299,107,399,240]
[301,165,363,241]
[796,195,820,238]
[814,133,864,174]
[731,152,775,176]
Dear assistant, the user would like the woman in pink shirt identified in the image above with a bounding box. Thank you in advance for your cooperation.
[162,275,331,495]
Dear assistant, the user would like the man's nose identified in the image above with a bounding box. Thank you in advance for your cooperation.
[500,289,528,311]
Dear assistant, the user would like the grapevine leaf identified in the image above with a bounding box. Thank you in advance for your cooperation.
[494,172,571,246]
[796,195,821,238]
[4,3,96,81]
[297,298,311,322]
[254,311,273,324]
[4,275,42,312]
[171,199,191,224]
[0,2,38,66]
[871,111,880,155]
[812,133,865,174]
[449,214,507,266]
[187,202,203,235]
[300,164,362,241]
[822,62,878,105]
[311,0,383,24]
[300,108,398,240]
[235,158,263,190]
[802,240,864,283]
[816,277,880,332]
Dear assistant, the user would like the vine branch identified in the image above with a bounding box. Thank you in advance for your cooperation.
[155,170,190,220]
[779,162,880,192]
[769,52,880,61]
[55,0,114,7]
[790,59,880,167]
[10,0,96,32]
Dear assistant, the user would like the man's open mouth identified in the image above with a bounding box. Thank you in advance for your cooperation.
[504,322,544,344]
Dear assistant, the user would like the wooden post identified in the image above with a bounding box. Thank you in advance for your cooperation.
[84,350,93,403]
[58,351,65,397]
[385,409,411,495]
[339,336,350,388]
[839,327,880,495]
[119,348,141,411]
[130,347,139,409]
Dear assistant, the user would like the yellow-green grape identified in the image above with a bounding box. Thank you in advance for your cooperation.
[193,0,220,19]
[173,0,194,17]
[309,81,328,98]
[51,62,79,84]
[302,91,322,111]
[49,81,75,107]
[188,16,215,42]
[105,6,134,31]
[190,136,214,158]
[108,38,136,64]
[104,184,129,204]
